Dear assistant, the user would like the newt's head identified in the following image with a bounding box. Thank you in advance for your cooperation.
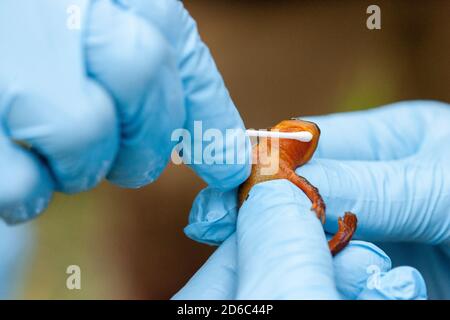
[271,119,321,167]
[238,119,321,208]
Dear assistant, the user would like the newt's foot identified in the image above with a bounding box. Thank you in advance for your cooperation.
[328,212,358,256]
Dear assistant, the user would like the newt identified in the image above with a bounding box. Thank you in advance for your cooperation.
[238,119,357,256]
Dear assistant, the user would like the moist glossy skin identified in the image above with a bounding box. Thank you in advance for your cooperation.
[238,119,357,256]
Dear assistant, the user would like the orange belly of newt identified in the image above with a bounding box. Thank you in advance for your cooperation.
[238,119,357,256]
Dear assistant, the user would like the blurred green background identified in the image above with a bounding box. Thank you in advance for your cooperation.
[15,0,450,299]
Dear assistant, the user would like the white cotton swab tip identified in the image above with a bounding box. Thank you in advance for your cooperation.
[245,129,313,142]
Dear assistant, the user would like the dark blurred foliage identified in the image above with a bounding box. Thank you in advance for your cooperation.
[22,0,449,299]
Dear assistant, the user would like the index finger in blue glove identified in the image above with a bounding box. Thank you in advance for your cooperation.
[105,0,251,190]
[0,135,53,223]
[236,179,339,299]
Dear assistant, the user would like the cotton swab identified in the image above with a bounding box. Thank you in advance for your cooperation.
[245,129,313,142]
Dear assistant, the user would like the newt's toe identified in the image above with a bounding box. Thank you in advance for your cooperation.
[342,212,357,230]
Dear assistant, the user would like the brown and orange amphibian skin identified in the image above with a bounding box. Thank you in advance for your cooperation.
[238,119,357,256]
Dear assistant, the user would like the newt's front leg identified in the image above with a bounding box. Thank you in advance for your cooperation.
[287,172,326,224]
[287,171,357,255]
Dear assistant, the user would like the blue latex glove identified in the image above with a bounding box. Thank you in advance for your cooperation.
[87,0,250,189]
[0,222,31,299]
[175,180,426,299]
[0,0,249,224]
[297,100,450,299]
[0,0,115,223]
[1,0,249,297]
[184,100,449,299]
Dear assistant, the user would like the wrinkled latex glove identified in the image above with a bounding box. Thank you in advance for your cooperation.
[0,0,249,224]
[297,100,450,299]
[185,100,449,299]
[298,101,450,244]
[88,0,250,189]
[174,180,426,300]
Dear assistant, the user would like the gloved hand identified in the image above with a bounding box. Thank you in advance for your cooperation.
[184,100,449,299]
[0,0,249,224]
[175,180,426,299]
[297,100,450,299]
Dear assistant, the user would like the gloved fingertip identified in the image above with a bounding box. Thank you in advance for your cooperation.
[106,151,167,189]
[188,132,252,191]
[333,240,392,299]
[0,143,54,224]
[184,187,238,245]
[357,266,427,300]
[1,196,52,225]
